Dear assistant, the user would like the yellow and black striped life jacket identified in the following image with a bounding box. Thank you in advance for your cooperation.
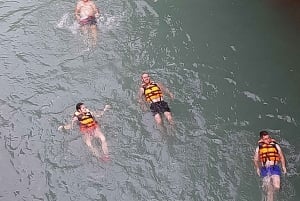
[74,111,96,128]
[258,140,280,166]
[143,82,163,103]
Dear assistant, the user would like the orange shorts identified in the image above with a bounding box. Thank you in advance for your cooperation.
[80,123,99,135]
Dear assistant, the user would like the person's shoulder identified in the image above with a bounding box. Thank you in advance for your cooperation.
[140,83,147,88]
[275,143,282,149]
[73,112,80,119]
[139,85,146,93]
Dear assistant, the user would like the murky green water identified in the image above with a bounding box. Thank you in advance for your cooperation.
[0,0,299,200]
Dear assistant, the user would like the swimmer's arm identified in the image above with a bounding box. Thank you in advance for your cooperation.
[137,87,144,103]
[276,144,287,173]
[158,83,174,100]
[92,3,100,17]
[58,116,77,131]
[74,3,81,21]
[253,147,261,176]
[95,105,111,117]
[66,117,77,130]
[71,116,78,129]
[137,87,147,111]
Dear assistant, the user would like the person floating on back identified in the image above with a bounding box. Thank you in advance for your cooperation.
[138,73,174,125]
[59,103,110,161]
[253,130,287,201]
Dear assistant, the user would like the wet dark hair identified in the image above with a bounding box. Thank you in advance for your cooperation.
[76,102,84,111]
[259,130,269,138]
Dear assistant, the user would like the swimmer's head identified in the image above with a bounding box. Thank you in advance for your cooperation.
[76,102,84,112]
[259,130,269,139]
[141,73,150,83]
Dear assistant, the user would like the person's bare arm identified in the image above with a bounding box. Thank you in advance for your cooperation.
[137,87,147,111]
[70,116,78,129]
[276,144,287,174]
[95,105,111,117]
[137,87,143,100]
[157,83,174,100]
[74,2,81,21]
[58,116,77,131]
[253,147,261,176]
[92,2,100,17]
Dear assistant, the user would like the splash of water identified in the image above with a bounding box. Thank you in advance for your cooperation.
[56,13,80,34]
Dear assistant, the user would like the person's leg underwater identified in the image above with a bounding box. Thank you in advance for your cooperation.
[82,133,101,158]
[94,126,109,159]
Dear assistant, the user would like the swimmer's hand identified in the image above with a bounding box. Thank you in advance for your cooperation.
[95,105,111,117]
[282,166,287,174]
[169,92,175,101]
[58,124,72,131]
[103,104,111,111]
[256,168,260,176]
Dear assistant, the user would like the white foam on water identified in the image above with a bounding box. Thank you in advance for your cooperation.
[134,0,159,17]
[56,12,80,34]
[69,21,80,34]
[57,13,70,29]
[243,91,262,102]
[98,14,119,31]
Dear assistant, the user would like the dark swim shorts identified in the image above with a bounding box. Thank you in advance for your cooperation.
[79,16,97,26]
[150,101,171,115]
[260,165,281,177]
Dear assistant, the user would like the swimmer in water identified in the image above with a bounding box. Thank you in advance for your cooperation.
[138,73,174,126]
[253,131,287,201]
[59,103,111,161]
[75,0,100,46]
